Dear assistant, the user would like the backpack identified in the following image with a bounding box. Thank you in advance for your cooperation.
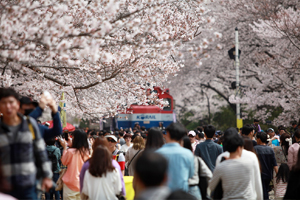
[47,148,58,172]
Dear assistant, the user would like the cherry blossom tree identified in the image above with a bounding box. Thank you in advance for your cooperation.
[168,0,300,126]
[0,0,217,118]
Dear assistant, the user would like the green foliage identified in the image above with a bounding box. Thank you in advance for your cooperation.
[79,118,89,128]
[179,105,285,131]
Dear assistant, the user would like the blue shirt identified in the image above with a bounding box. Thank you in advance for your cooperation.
[156,143,194,192]
[195,139,223,172]
[254,145,277,179]
[29,106,62,141]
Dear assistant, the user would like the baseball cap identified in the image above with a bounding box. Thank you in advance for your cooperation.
[105,135,118,142]
[188,131,196,137]
[267,128,274,133]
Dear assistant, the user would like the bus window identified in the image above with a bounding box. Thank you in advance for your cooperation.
[163,98,172,111]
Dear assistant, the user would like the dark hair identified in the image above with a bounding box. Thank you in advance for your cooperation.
[280,133,291,156]
[223,133,244,153]
[89,146,115,177]
[242,125,254,136]
[254,119,259,123]
[63,131,69,141]
[141,134,147,139]
[292,148,300,171]
[223,127,239,152]
[217,135,224,145]
[72,129,89,158]
[166,122,187,141]
[119,132,124,137]
[256,132,268,144]
[46,137,56,146]
[294,129,300,139]
[243,136,255,153]
[145,127,164,151]
[135,151,168,187]
[197,126,203,133]
[0,88,19,101]
[182,136,193,152]
[204,125,216,138]
[276,163,290,183]
[197,131,204,139]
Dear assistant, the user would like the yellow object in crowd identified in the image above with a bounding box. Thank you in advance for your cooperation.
[124,176,135,200]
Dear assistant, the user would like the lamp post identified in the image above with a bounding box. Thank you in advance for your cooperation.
[228,28,243,128]
[235,28,243,129]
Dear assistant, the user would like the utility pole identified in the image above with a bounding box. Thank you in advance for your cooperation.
[235,27,243,129]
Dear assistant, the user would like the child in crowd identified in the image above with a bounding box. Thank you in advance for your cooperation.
[274,163,289,200]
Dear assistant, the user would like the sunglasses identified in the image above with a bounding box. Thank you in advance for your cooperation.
[107,139,116,143]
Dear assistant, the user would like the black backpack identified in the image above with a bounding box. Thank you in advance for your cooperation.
[47,148,58,172]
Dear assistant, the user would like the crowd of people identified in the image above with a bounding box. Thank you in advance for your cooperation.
[1,87,300,200]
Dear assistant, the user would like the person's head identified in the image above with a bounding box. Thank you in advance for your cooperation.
[254,119,259,125]
[141,134,147,142]
[196,131,204,141]
[124,134,132,144]
[145,127,164,150]
[223,127,239,152]
[242,136,255,153]
[276,163,290,184]
[188,130,196,143]
[196,126,203,133]
[104,131,110,137]
[242,124,254,137]
[0,88,20,119]
[165,122,187,142]
[46,137,56,146]
[133,151,168,196]
[294,129,300,142]
[119,131,124,137]
[181,136,192,152]
[135,131,141,136]
[292,121,297,128]
[278,125,286,135]
[105,135,118,152]
[92,137,110,151]
[280,133,291,155]
[63,130,70,141]
[256,132,268,144]
[223,133,244,155]
[215,130,223,138]
[204,125,216,139]
[89,145,115,177]
[19,96,38,115]
[132,136,145,150]
[267,128,275,138]
[72,129,89,155]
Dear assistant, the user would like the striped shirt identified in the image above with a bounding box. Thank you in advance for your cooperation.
[274,179,287,198]
[209,157,256,200]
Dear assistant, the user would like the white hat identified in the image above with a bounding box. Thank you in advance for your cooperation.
[188,131,196,137]
[105,135,118,142]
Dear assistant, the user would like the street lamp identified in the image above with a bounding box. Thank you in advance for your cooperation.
[228,28,243,129]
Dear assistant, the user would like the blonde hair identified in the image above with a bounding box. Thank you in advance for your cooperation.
[132,136,145,150]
